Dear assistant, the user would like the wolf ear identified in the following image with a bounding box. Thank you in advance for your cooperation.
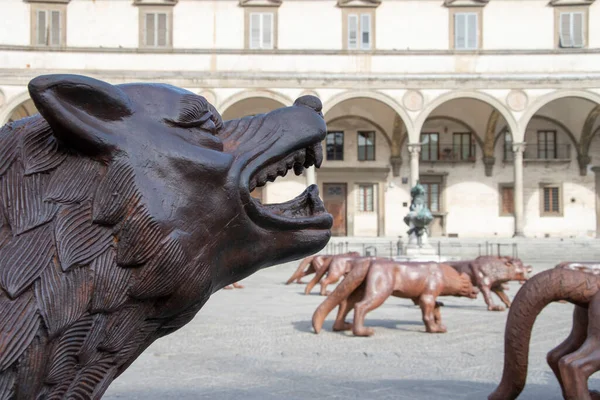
[28,74,133,158]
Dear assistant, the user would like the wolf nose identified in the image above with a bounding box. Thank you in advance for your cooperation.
[294,95,323,117]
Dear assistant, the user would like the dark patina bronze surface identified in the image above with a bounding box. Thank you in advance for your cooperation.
[0,74,332,399]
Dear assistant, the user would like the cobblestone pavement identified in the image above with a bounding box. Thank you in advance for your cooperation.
[104,261,599,400]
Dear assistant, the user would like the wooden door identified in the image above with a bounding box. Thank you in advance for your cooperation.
[323,183,347,236]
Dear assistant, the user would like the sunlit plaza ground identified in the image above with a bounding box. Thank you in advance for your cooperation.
[104,260,596,400]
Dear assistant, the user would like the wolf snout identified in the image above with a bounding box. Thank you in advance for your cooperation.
[293,95,323,117]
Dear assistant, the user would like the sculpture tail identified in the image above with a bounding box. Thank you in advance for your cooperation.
[488,268,600,400]
[311,258,372,333]
[286,256,314,285]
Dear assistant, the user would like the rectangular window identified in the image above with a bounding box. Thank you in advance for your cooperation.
[454,12,478,50]
[326,131,344,161]
[250,12,274,49]
[36,9,62,46]
[537,130,557,159]
[144,12,169,47]
[348,13,371,50]
[357,131,375,161]
[559,12,584,48]
[422,183,440,213]
[500,185,514,216]
[420,133,439,161]
[542,186,561,215]
[503,130,514,162]
[452,132,474,160]
[358,184,374,212]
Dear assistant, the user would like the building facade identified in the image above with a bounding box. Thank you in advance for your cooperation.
[1,0,600,239]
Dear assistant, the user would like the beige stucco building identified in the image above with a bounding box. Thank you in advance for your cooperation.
[1,0,600,239]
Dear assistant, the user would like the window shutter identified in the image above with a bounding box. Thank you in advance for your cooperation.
[50,11,60,46]
[37,10,47,45]
[431,183,439,212]
[250,13,261,49]
[502,187,514,215]
[551,187,559,212]
[367,132,375,160]
[157,13,167,46]
[348,14,358,49]
[560,12,573,47]
[262,13,273,49]
[543,188,550,212]
[360,14,371,49]
[145,13,155,46]
[572,12,584,47]
[466,13,477,49]
[454,13,466,49]
[358,186,365,211]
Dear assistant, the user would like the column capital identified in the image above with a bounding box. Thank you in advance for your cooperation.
[408,143,421,154]
[512,142,526,153]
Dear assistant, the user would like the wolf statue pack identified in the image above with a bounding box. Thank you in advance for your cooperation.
[0,74,332,399]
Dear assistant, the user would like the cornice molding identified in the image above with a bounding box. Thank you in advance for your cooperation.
[239,0,282,7]
[337,0,381,8]
[444,0,489,7]
[549,0,595,6]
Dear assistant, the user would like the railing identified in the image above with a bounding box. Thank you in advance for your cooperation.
[323,240,519,259]
[420,144,477,162]
[503,143,571,161]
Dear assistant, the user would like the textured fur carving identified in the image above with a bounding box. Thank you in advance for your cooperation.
[0,74,332,399]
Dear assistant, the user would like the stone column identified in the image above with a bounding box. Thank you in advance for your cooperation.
[513,142,526,237]
[408,144,421,187]
[592,166,600,238]
[305,167,316,187]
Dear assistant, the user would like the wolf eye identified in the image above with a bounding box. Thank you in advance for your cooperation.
[165,112,218,135]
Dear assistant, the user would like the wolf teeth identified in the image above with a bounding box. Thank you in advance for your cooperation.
[249,142,322,189]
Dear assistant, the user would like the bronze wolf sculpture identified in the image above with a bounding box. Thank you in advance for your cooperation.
[0,74,332,399]
[489,262,600,400]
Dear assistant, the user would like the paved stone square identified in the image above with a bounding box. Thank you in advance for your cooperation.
[104,261,598,400]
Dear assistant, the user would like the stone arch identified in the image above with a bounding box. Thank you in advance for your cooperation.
[326,115,393,148]
[495,115,579,147]
[414,90,519,144]
[495,115,580,166]
[0,91,36,125]
[519,90,600,175]
[424,115,485,151]
[518,90,600,129]
[323,92,411,177]
[323,90,413,133]
[218,89,293,119]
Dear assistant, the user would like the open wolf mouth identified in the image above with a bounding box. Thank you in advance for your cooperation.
[243,140,333,231]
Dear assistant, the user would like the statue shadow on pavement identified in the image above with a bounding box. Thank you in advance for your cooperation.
[292,319,431,334]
